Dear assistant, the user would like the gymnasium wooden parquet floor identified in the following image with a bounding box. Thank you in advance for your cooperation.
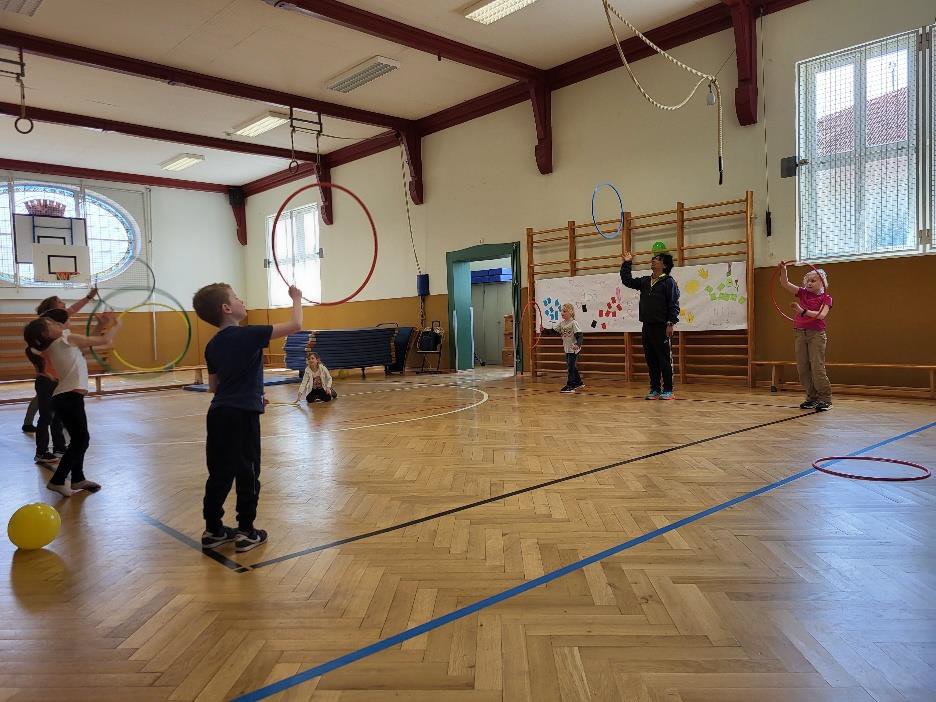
[1,368,934,702]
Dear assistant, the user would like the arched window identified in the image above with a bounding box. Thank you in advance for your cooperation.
[0,180,140,286]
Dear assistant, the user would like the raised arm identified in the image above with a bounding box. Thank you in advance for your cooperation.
[66,287,98,315]
[619,253,642,290]
[778,262,800,295]
[64,313,120,349]
[271,286,303,339]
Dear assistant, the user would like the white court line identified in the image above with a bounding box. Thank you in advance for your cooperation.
[92,387,489,447]
[90,381,482,425]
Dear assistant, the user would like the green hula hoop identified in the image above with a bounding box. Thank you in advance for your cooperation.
[86,286,192,372]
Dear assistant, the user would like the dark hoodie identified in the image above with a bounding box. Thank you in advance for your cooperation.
[620,261,680,325]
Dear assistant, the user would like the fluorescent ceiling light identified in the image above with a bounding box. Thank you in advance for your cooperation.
[326,56,400,94]
[232,111,289,137]
[463,0,539,25]
[160,153,204,171]
[0,0,44,16]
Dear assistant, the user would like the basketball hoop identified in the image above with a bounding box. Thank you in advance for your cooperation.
[55,272,76,282]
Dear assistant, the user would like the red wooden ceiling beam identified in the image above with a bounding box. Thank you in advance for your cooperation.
[242,0,809,196]
[263,0,542,81]
[0,27,408,131]
[0,101,319,163]
[722,0,758,125]
[0,157,230,193]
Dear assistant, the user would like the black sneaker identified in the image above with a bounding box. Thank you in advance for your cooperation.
[34,452,59,468]
[571,382,586,392]
[22,424,36,434]
[799,400,818,409]
[560,385,574,393]
[201,526,237,550]
[235,529,268,553]
[815,402,832,412]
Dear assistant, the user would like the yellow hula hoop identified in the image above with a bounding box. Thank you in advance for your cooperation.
[110,302,192,372]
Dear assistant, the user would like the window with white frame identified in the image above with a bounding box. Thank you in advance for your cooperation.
[266,204,321,307]
[796,27,934,261]
[0,180,140,286]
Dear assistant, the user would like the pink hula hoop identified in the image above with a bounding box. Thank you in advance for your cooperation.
[770,260,822,323]
[271,182,378,306]
[812,456,931,482]
[519,299,544,351]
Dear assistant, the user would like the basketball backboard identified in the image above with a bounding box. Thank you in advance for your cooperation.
[13,214,88,264]
[31,243,91,283]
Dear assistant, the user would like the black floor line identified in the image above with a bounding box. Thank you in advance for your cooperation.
[246,409,814,571]
[140,513,249,572]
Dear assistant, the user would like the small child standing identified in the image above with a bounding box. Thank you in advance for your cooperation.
[26,308,70,468]
[23,310,120,497]
[778,263,833,411]
[552,303,584,393]
[620,251,680,400]
[296,351,338,403]
[22,290,97,433]
[192,282,302,553]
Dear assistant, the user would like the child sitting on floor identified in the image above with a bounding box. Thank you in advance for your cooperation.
[296,351,338,403]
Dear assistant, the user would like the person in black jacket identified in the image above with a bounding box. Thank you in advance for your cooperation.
[620,251,680,399]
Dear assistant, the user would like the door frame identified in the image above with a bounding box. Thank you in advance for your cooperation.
[445,242,521,372]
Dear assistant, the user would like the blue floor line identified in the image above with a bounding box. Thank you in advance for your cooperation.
[233,419,936,701]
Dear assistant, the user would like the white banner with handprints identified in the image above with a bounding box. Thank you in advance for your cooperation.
[535,261,747,332]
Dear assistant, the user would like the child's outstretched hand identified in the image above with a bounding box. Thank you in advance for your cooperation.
[571,344,581,354]
[623,252,633,262]
[288,285,302,302]
[790,302,804,314]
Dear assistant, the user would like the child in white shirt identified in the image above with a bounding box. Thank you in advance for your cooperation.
[552,303,584,393]
[296,352,338,403]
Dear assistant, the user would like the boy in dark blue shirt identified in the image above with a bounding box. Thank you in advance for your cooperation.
[193,282,302,552]
[620,251,680,400]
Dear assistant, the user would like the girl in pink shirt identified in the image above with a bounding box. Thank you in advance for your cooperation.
[779,263,833,411]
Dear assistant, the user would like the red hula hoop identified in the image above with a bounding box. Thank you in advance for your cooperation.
[519,298,544,351]
[271,182,378,306]
[812,455,931,482]
[770,260,822,323]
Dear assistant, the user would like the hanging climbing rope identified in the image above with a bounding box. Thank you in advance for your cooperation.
[601,0,730,184]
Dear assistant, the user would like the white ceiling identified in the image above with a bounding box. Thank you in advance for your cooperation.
[0,0,713,185]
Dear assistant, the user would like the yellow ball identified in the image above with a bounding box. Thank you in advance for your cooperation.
[7,503,61,550]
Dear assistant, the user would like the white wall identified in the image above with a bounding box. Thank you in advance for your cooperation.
[245,0,934,305]
[1,173,241,312]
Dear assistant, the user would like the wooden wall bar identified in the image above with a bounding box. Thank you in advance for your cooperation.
[526,192,755,386]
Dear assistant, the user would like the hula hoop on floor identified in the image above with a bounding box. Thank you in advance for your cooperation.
[591,182,625,240]
[86,287,192,372]
[519,298,545,350]
[271,181,378,306]
[770,260,822,323]
[812,456,931,482]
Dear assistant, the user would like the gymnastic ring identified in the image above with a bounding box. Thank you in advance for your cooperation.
[591,182,625,240]
[271,181,378,306]
[812,456,931,482]
[14,117,34,134]
[769,260,822,323]
[288,160,300,173]
[519,298,544,351]
[86,287,192,372]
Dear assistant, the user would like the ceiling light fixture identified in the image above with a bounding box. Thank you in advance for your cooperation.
[231,111,289,137]
[463,0,539,25]
[326,56,400,94]
[160,153,205,171]
[0,0,44,16]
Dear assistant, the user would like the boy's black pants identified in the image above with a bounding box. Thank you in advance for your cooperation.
[35,375,66,456]
[204,406,261,533]
[49,391,89,485]
[641,323,674,393]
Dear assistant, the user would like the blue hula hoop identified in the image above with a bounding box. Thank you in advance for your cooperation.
[591,182,625,240]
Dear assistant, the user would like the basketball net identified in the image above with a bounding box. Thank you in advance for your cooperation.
[55,272,76,282]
